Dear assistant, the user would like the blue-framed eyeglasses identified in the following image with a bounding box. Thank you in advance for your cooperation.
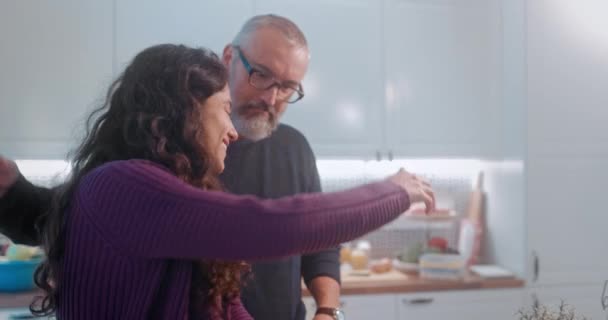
[233,46,305,104]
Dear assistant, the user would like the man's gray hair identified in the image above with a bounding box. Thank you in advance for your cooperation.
[232,14,308,48]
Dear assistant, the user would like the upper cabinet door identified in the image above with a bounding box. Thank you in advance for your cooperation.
[115,0,254,70]
[527,0,608,157]
[384,0,501,157]
[255,0,386,159]
[0,0,114,159]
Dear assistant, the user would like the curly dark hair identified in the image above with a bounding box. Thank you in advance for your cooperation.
[30,44,249,318]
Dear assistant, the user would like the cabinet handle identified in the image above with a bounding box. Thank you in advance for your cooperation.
[402,298,434,305]
[375,151,381,161]
[532,251,540,282]
[388,151,394,161]
[602,280,608,310]
[531,293,540,309]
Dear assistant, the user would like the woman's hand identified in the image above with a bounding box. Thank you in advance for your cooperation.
[387,168,435,213]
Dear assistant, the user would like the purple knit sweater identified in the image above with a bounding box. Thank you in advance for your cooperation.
[56,160,410,319]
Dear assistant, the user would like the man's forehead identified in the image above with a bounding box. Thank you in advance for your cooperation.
[241,28,309,80]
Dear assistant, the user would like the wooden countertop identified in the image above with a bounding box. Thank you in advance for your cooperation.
[0,273,525,308]
[0,290,40,309]
[303,270,525,296]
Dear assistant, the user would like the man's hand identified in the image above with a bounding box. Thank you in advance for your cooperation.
[0,156,19,198]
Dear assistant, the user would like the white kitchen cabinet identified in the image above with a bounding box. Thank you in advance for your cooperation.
[527,0,608,158]
[384,0,502,158]
[486,0,608,315]
[303,294,397,320]
[256,0,503,159]
[526,0,608,287]
[255,0,386,159]
[521,3,608,320]
[115,0,254,70]
[526,155,608,285]
[0,0,510,160]
[304,289,524,320]
[396,289,524,320]
[527,285,608,320]
[0,0,254,160]
[0,0,114,159]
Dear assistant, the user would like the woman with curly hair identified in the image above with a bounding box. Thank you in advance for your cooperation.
[30,44,434,319]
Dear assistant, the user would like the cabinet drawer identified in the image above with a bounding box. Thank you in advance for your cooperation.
[397,289,524,320]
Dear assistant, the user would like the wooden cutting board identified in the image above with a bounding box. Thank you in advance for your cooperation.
[341,269,408,285]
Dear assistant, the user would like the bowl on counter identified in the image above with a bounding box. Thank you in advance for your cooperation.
[0,257,41,292]
[392,259,419,275]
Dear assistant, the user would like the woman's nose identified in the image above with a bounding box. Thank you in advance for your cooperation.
[228,126,239,142]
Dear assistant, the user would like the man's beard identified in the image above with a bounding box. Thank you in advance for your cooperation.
[232,101,279,141]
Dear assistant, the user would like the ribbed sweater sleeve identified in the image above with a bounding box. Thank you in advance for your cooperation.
[227,298,252,320]
[76,160,410,261]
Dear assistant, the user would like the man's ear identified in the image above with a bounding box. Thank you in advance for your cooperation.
[222,44,233,67]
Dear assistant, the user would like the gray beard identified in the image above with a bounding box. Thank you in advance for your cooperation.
[231,113,277,142]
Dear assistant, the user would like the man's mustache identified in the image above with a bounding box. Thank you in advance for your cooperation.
[242,102,277,119]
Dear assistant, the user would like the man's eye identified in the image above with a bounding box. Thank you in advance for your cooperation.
[254,71,271,80]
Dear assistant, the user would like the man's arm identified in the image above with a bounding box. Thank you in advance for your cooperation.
[0,158,52,245]
[301,152,341,319]
[302,248,341,319]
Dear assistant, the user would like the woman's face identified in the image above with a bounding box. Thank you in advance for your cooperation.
[199,85,238,174]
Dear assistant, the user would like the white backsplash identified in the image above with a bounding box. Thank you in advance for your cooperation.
[317,159,480,259]
[15,160,70,188]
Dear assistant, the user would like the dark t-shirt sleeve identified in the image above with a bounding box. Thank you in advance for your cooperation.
[301,248,341,285]
[300,145,341,285]
[0,174,53,245]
